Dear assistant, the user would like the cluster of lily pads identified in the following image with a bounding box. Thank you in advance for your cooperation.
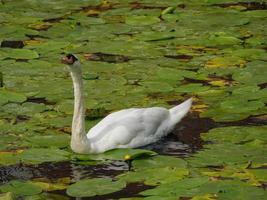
[0,0,266,199]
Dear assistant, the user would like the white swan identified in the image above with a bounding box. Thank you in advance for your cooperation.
[62,54,192,154]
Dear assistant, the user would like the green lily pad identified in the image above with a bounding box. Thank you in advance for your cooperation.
[0,135,19,150]
[141,81,173,93]
[133,155,187,169]
[66,178,126,197]
[187,143,267,167]
[0,49,39,59]
[219,98,264,113]
[26,134,70,148]
[125,16,160,26]
[0,102,47,117]
[19,148,71,164]
[0,152,20,166]
[0,90,27,105]
[141,177,210,197]
[202,126,267,145]
[223,48,266,60]
[135,31,176,42]
[232,61,267,85]
[196,179,267,200]
[118,167,189,185]
[208,32,242,46]
[93,148,157,161]
[175,83,210,93]
[0,180,42,196]
[24,193,69,200]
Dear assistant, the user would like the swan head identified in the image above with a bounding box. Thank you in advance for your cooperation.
[62,54,81,70]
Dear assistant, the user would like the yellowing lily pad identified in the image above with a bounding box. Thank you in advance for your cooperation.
[205,56,246,68]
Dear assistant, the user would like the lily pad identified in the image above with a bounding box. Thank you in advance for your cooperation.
[202,126,267,145]
[26,134,70,148]
[0,48,39,59]
[0,180,42,196]
[93,148,157,161]
[125,16,160,26]
[133,155,187,169]
[141,177,210,198]
[19,148,71,164]
[0,192,14,200]
[118,167,189,185]
[187,143,267,167]
[66,178,126,197]
[175,83,210,93]
[0,90,27,105]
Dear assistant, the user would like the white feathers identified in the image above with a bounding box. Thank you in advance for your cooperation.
[68,60,192,154]
[86,100,192,153]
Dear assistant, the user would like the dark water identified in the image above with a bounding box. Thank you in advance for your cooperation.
[1,113,266,199]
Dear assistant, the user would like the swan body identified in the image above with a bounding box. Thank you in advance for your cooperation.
[62,54,192,154]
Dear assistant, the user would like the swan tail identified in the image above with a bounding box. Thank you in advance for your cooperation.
[168,98,192,129]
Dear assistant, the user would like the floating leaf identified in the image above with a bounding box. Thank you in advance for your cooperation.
[133,155,187,169]
[66,178,126,197]
[208,32,242,46]
[19,148,70,164]
[175,83,210,93]
[141,81,173,93]
[26,134,70,148]
[0,90,27,105]
[187,143,267,167]
[202,126,267,145]
[0,192,14,200]
[93,148,157,161]
[125,16,160,26]
[119,167,189,185]
[141,177,210,197]
[0,180,42,196]
[0,152,20,166]
[0,49,39,59]
[205,56,246,68]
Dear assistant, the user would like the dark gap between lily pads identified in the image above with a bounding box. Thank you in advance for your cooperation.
[84,53,130,63]
[258,82,267,89]
[15,115,30,124]
[130,1,167,10]
[81,2,115,13]
[0,161,127,184]
[26,97,56,105]
[213,2,267,11]
[25,34,49,40]
[170,112,267,153]
[1,40,24,49]
[164,54,193,61]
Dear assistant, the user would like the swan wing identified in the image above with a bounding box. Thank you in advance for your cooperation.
[86,107,170,153]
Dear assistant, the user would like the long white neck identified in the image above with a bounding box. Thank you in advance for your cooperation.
[69,62,91,153]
